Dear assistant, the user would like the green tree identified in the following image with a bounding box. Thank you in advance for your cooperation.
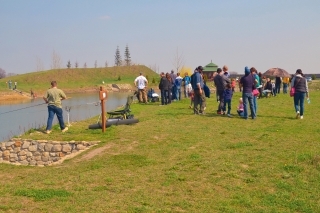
[67,60,71,69]
[124,44,131,66]
[115,46,122,66]
[312,74,316,80]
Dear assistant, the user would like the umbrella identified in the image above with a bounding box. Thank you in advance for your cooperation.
[263,68,291,77]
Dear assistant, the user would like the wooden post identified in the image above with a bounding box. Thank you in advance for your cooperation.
[99,86,108,132]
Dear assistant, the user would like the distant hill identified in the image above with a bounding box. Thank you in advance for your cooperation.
[0,65,159,94]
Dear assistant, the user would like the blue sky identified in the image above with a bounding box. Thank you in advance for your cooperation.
[1,0,320,75]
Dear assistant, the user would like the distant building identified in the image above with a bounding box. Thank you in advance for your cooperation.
[203,60,218,79]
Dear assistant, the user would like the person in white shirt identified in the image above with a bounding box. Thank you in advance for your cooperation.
[134,72,148,103]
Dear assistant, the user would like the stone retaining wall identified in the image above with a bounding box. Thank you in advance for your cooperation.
[0,138,99,166]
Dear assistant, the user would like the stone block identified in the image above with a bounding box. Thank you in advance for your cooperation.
[14,141,22,147]
[13,147,21,152]
[9,153,17,158]
[18,150,26,156]
[10,158,16,162]
[58,152,65,157]
[42,152,49,157]
[38,143,45,151]
[19,155,27,161]
[3,150,10,157]
[77,144,86,150]
[36,161,44,166]
[33,151,41,156]
[22,142,30,149]
[20,160,29,165]
[34,156,41,161]
[28,145,37,152]
[26,151,33,157]
[62,144,71,152]
[29,160,37,165]
[41,156,49,162]
[49,152,56,157]
[5,142,14,147]
[44,144,53,152]
[52,144,62,152]
[3,156,9,161]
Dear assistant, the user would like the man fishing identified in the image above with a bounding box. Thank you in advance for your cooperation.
[43,81,68,134]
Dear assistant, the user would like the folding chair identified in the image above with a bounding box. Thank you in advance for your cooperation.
[107,95,134,119]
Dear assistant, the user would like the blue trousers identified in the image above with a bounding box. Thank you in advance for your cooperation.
[46,105,66,131]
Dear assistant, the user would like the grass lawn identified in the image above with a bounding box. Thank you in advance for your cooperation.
[1,85,320,212]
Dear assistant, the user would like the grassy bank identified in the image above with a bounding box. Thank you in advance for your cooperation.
[0,65,159,95]
[1,87,319,212]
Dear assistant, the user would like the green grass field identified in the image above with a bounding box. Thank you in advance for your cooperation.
[0,65,160,94]
[1,83,319,212]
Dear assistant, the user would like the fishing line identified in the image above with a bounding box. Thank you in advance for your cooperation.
[0,103,47,115]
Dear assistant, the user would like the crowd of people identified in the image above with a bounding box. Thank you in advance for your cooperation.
[134,66,310,120]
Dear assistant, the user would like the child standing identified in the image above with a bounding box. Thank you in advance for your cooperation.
[223,83,233,117]
[271,81,276,96]
[237,98,244,117]
[231,78,236,92]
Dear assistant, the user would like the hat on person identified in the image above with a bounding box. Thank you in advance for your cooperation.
[197,66,204,70]
[245,66,250,75]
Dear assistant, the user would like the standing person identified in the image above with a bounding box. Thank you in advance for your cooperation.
[14,81,17,90]
[258,72,263,98]
[251,67,260,115]
[191,66,206,114]
[223,65,230,78]
[275,76,282,94]
[43,81,68,134]
[8,80,12,89]
[231,78,236,92]
[170,70,177,100]
[134,72,148,103]
[174,73,183,100]
[158,72,169,105]
[166,73,173,104]
[239,67,256,119]
[183,72,191,98]
[223,83,233,117]
[282,76,290,94]
[291,69,309,119]
[213,68,230,114]
[272,81,276,96]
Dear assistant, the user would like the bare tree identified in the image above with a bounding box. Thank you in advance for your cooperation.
[36,57,44,72]
[83,63,87,68]
[94,60,97,68]
[75,61,79,68]
[172,47,185,73]
[0,68,6,79]
[51,50,62,69]
[105,60,108,68]
[149,64,160,73]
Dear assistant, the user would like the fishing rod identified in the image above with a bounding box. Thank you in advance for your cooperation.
[0,103,47,115]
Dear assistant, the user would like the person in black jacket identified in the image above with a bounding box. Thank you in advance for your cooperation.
[159,72,169,105]
[291,69,309,119]
[262,78,272,97]
[213,68,230,114]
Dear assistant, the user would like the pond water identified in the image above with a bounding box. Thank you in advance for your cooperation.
[0,92,131,142]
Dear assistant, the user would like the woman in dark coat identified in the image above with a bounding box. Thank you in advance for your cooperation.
[291,69,309,119]
[159,72,169,105]
[166,73,173,104]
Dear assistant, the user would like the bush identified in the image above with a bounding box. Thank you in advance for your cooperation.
[312,74,316,80]
[152,77,155,83]
[118,76,121,81]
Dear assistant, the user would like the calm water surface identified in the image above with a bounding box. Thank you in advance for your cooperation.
[0,92,131,141]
